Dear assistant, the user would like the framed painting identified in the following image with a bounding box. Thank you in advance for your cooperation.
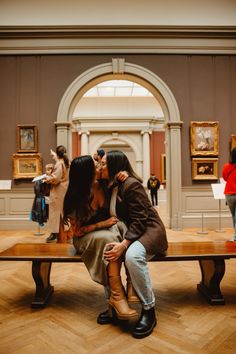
[231,134,236,150]
[161,154,166,184]
[12,153,42,179]
[17,125,38,153]
[190,121,219,156]
[192,157,218,181]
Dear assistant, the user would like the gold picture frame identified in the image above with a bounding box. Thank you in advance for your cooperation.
[190,121,219,156]
[231,134,236,150]
[161,154,166,184]
[17,125,38,153]
[12,153,42,179]
[192,157,218,181]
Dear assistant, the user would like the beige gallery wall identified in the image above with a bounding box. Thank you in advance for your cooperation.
[0,53,236,187]
[0,0,235,189]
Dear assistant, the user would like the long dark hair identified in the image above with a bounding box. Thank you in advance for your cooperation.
[56,145,70,168]
[106,150,142,183]
[63,155,95,225]
[230,147,236,164]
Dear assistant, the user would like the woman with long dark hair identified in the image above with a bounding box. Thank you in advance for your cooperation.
[63,155,137,321]
[44,145,70,243]
[222,147,236,241]
[101,150,168,339]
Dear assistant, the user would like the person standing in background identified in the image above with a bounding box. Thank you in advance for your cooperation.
[44,145,70,243]
[222,147,236,242]
[147,174,161,206]
[93,149,105,165]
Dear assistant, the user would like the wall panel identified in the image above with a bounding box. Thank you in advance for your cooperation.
[0,190,47,229]
[0,54,235,187]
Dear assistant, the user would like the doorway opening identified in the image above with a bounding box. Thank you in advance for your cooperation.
[56,60,182,228]
[72,78,167,224]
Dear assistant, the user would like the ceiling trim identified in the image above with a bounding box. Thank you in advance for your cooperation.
[0,25,236,54]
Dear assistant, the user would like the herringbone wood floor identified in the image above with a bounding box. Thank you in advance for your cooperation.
[0,216,236,353]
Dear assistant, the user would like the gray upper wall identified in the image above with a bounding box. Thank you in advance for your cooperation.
[1,0,236,26]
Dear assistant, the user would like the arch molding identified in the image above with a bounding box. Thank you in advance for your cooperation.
[56,60,182,228]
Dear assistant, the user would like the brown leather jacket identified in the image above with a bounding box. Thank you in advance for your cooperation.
[115,177,168,255]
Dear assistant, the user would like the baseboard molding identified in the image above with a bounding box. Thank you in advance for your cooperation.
[181,213,232,230]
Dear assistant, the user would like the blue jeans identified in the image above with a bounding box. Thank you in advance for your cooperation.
[226,194,236,241]
[125,240,156,310]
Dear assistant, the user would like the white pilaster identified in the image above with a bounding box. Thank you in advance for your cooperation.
[79,130,90,155]
[54,121,71,150]
[141,130,151,185]
[166,121,183,229]
[136,160,143,178]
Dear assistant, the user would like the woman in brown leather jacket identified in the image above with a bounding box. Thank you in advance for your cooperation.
[100,150,168,339]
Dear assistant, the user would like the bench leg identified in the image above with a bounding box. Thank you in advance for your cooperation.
[31,261,54,308]
[197,259,225,305]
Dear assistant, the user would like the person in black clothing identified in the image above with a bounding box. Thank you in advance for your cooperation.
[147,174,160,206]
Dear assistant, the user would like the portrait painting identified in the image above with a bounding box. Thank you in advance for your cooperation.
[190,121,219,156]
[231,134,236,150]
[192,158,218,181]
[17,125,38,153]
[12,153,42,179]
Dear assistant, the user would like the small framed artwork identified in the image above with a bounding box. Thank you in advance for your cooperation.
[190,121,219,156]
[161,154,166,184]
[12,153,42,179]
[17,125,38,153]
[231,134,236,150]
[192,157,218,181]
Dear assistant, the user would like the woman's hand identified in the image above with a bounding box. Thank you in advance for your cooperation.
[75,217,118,237]
[75,225,88,237]
[104,242,127,261]
[95,161,102,179]
[116,171,129,182]
[98,216,118,228]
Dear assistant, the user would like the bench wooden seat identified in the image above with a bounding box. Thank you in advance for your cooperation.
[0,241,236,308]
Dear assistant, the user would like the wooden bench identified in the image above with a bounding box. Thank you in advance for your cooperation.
[0,241,236,308]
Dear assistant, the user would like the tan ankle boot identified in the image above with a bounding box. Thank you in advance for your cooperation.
[126,271,140,304]
[109,276,138,320]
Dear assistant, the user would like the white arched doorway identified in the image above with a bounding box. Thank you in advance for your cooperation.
[92,134,142,177]
[56,59,182,228]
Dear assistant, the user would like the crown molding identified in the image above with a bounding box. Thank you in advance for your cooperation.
[1,25,236,38]
[0,25,236,54]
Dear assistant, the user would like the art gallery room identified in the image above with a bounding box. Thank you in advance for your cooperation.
[0,0,236,353]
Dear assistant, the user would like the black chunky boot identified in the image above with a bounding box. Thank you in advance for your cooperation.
[46,233,58,243]
[97,309,115,325]
[132,307,157,339]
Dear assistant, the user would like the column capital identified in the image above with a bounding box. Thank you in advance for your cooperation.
[54,121,71,128]
[141,129,152,135]
[78,130,90,136]
[165,121,183,129]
